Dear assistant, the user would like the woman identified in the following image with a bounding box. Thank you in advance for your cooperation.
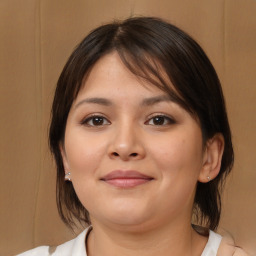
[19,16,247,256]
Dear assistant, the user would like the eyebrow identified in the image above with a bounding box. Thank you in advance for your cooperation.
[141,95,175,106]
[74,95,176,109]
[74,97,112,109]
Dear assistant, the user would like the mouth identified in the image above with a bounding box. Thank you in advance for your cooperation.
[100,170,154,188]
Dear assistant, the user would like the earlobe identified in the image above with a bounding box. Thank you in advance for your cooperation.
[198,133,225,183]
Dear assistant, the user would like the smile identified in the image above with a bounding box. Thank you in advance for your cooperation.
[100,170,154,188]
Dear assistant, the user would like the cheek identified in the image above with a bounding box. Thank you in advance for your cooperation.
[64,129,107,177]
[64,131,108,210]
[150,135,203,174]
[147,134,203,215]
[148,130,204,200]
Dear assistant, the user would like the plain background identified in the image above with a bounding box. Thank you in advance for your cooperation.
[0,0,255,255]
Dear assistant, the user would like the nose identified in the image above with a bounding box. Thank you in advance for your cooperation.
[108,123,146,161]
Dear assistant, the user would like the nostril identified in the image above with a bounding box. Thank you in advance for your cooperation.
[110,152,139,159]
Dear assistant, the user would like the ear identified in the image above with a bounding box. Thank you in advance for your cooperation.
[59,143,70,173]
[198,133,225,183]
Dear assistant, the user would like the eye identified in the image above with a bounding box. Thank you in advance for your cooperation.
[146,115,175,126]
[81,115,110,127]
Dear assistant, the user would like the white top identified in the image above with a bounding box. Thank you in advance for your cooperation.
[202,230,222,256]
[17,227,222,256]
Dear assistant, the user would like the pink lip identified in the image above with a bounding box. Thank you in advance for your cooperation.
[100,170,153,188]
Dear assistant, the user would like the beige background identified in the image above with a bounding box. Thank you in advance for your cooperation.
[0,0,255,255]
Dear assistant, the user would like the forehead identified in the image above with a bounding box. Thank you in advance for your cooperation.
[76,52,161,98]
[76,51,179,102]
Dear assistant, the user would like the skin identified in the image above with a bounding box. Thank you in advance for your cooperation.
[61,52,224,256]
[217,230,249,256]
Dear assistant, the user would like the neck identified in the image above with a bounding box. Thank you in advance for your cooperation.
[86,220,207,256]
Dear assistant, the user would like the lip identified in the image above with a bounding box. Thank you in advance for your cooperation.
[100,170,153,188]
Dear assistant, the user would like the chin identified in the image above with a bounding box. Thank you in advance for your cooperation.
[94,206,157,232]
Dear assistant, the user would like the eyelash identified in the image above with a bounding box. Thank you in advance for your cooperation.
[146,114,176,126]
[80,114,110,127]
[80,114,176,127]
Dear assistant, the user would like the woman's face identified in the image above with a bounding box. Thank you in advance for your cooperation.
[61,52,208,231]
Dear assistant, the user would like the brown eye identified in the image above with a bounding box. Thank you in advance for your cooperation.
[147,115,175,126]
[82,116,110,126]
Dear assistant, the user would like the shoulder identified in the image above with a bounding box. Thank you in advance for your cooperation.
[217,230,249,256]
[201,228,249,256]
[17,228,88,256]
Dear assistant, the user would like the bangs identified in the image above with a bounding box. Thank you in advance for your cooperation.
[116,48,192,114]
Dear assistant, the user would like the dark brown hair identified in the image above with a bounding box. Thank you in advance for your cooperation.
[49,16,234,231]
